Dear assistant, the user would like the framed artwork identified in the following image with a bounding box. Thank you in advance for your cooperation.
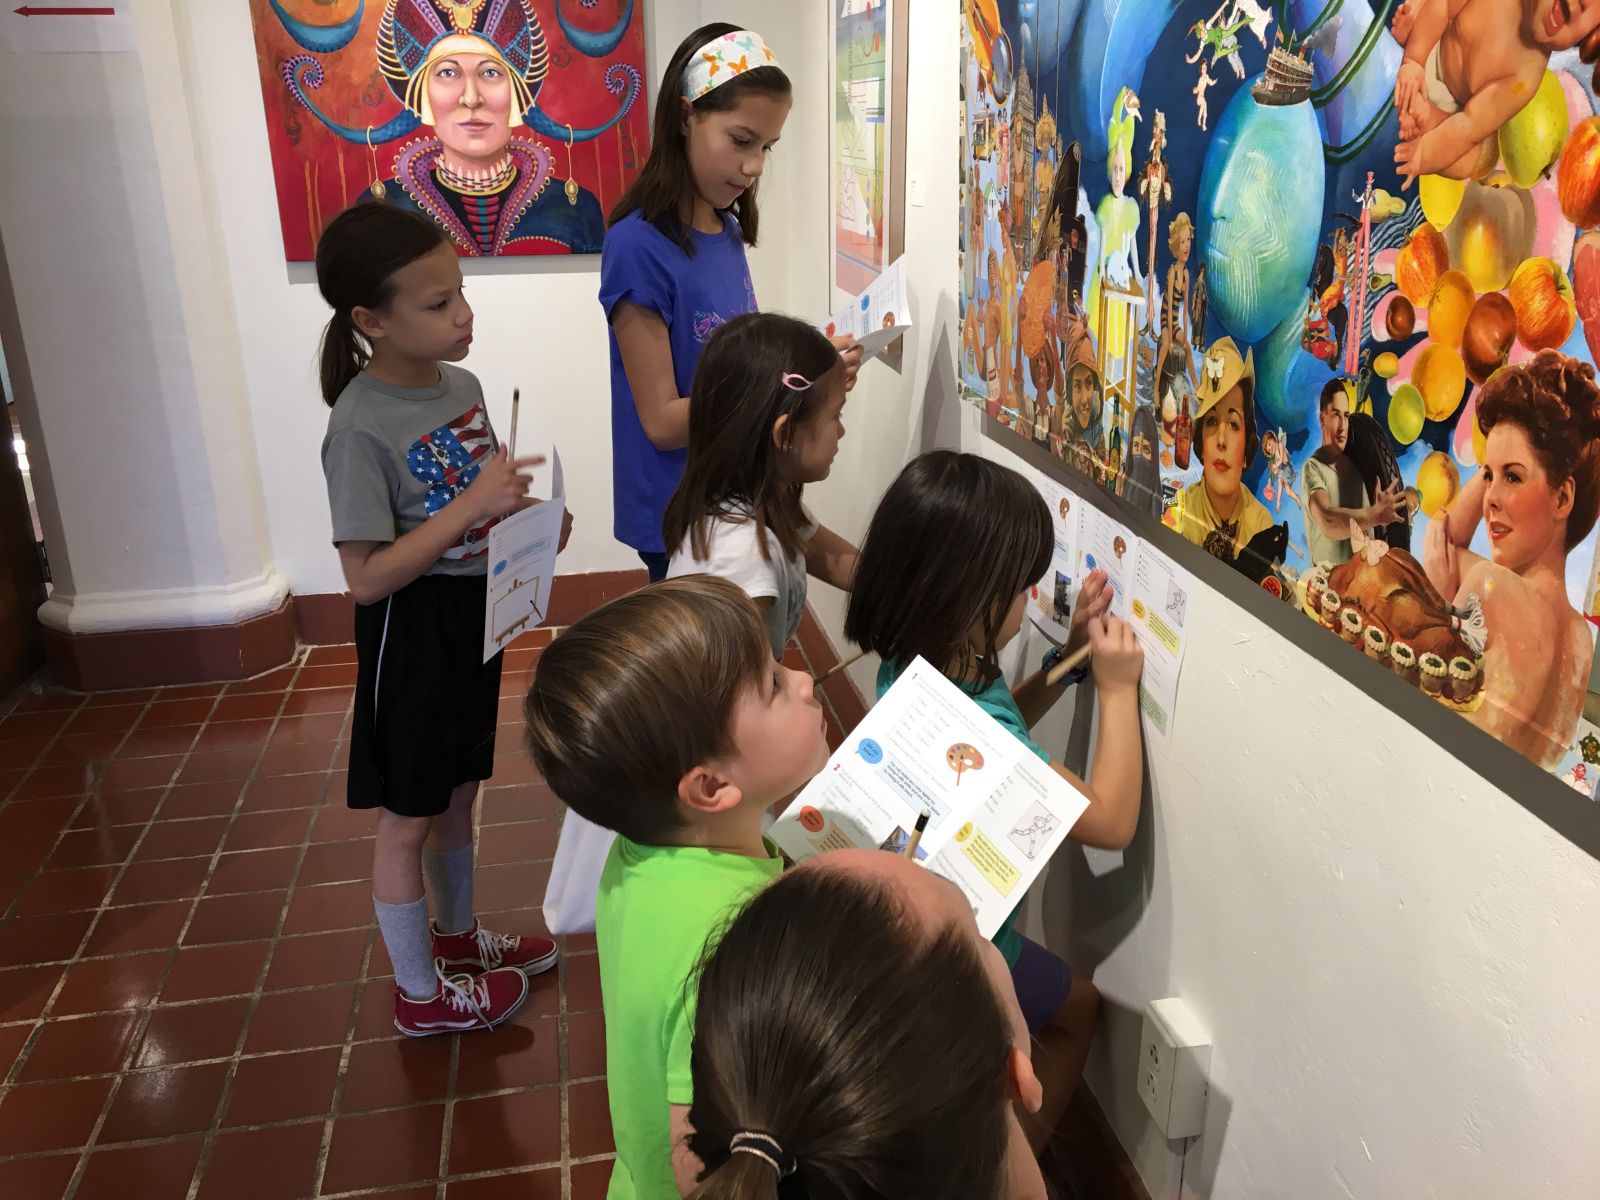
[959,0,1600,795]
[250,0,649,260]
[831,0,908,367]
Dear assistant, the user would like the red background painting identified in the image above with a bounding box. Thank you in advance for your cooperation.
[250,0,649,261]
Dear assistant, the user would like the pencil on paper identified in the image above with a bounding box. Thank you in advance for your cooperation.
[903,808,930,860]
[508,387,521,459]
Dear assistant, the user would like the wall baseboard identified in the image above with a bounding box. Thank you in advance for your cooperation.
[42,599,297,691]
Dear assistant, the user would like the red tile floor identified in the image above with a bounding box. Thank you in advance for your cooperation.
[0,633,853,1200]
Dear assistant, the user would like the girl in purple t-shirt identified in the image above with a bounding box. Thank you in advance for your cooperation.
[599,23,860,580]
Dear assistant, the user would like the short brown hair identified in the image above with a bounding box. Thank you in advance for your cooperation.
[1477,350,1600,552]
[523,576,770,844]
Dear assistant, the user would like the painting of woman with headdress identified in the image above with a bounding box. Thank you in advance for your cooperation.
[253,0,647,260]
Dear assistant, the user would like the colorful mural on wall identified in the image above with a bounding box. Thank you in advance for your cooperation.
[960,0,1600,787]
[252,0,647,259]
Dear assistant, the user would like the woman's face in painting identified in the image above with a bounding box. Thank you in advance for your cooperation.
[1131,429,1154,463]
[1201,388,1248,504]
[1109,155,1128,196]
[1174,225,1192,263]
[428,52,515,165]
[1481,422,1574,573]
[1071,365,1098,429]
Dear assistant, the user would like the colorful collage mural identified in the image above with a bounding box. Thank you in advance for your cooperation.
[960,0,1600,789]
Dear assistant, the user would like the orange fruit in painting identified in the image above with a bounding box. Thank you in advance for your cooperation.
[1414,344,1468,422]
[1427,270,1475,349]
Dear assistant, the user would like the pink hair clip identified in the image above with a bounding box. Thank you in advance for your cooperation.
[780,372,814,392]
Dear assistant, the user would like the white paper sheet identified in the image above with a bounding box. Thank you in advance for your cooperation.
[1029,476,1084,643]
[769,658,1090,939]
[1124,540,1196,747]
[823,257,911,358]
[1075,505,1139,620]
[483,447,565,663]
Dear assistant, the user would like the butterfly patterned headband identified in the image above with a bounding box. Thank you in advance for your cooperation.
[682,30,781,102]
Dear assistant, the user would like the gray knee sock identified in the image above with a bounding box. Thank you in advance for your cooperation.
[423,844,475,936]
[374,896,436,1001]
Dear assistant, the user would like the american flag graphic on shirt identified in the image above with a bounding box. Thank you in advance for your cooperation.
[405,404,497,560]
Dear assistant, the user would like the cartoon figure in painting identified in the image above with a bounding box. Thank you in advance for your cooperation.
[1157,214,1198,469]
[1259,427,1301,513]
[963,178,986,376]
[1187,6,1250,81]
[1018,257,1060,442]
[1391,0,1600,185]
[1174,338,1274,563]
[271,0,644,256]
[1424,351,1600,768]
[1229,0,1275,46]
[1192,60,1218,131]
[984,247,1006,414]
[1137,110,1172,336]
[1088,90,1143,371]
[996,197,1021,414]
[1303,223,1356,366]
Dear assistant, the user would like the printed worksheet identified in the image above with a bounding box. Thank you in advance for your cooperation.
[1029,474,1084,643]
[822,257,911,358]
[1125,539,1196,747]
[483,448,565,663]
[1076,504,1138,620]
[770,658,1091,939]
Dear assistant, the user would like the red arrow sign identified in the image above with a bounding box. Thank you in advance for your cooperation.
[14,6,116,14]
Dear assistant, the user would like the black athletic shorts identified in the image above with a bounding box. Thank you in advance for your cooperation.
[348,572,504,817]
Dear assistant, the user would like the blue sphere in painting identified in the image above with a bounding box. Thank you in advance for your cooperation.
[1196,78,1325,345]
[1255,288,1327,436]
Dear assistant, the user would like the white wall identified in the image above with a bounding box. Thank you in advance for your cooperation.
[181,0,793,597]
[764,4,1600,1198]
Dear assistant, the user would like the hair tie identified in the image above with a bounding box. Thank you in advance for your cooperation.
[729,1129,797,1179]
[780,372,814,392]
[683,30,780,102]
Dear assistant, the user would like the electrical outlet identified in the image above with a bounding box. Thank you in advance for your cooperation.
[1137,998,1211,1140]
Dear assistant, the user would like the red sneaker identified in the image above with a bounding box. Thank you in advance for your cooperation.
[432,921,559,977]
[394,962,528,1037]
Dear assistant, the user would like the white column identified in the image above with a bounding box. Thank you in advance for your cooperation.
[0,0,285,637]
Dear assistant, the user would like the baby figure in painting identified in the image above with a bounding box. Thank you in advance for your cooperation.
[1391,0,1600,185]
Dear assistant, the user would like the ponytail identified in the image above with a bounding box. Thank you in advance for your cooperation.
[318,310,367,409]
[684,864,1014,1199]
[313,200,448,408]
[687,1153,783,1200]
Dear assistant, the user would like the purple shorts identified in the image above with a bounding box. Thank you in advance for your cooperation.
[1010,935,1073,1035]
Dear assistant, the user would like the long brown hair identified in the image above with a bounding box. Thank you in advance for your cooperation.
[607,23,791,254]
[1476,349,1600,552]
[685,864,1013,1199]
[313,201,448,407]
[663,313,841,563]
[522,576,769,844]
[846,452,1052,680]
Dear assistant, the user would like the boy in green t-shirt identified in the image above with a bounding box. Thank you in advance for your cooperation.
[524,576,831,1200]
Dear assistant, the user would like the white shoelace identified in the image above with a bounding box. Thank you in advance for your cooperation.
[472,926,521,969]
[435,961,493,1020]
